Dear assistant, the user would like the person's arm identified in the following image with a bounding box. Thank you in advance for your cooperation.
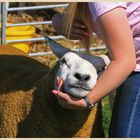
[52,7,136,109]
[86,7,136,104]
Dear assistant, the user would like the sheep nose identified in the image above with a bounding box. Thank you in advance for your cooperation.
[74,72,91,82]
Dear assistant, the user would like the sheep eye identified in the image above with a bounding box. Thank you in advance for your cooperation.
[59,58,70,68]
[61,58,66,64]
[59,58,67,65]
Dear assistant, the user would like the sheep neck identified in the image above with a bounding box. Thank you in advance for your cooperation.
[39,63,99,137]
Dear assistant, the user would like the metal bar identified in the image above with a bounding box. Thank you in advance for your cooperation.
[6,35,65,43]
[29,45,106,57]
[8,4,68,12]
[0,3,1,21]
[1,2,7,45]
[7,21,52,27]
[29,51,53,56]
[7,22,96,36]
[5,2,96,44]
[6,34,97,44]
[3,2,101,58]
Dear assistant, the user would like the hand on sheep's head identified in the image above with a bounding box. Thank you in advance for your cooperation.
[52,77,88,110]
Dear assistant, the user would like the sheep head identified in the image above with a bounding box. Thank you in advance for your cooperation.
[44,34,110,98]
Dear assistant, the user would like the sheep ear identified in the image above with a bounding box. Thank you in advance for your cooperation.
[78,53,109,75]
[99,55,110,66]
[96,55,110,76]
[44,33,70,58]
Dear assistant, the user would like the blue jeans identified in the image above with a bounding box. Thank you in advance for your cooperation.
[109,72,140,138]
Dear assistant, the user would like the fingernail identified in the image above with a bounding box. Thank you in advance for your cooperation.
[52,90,58,95]
[57,76,59,81]
[56,77,60,85]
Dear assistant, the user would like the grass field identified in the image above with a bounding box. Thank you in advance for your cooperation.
[102,96,112,137]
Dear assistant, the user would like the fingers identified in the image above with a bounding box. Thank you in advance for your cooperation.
[64,19,89,40]
[68,32,89,40]
[56,92,88,110]
[52,89,87,109]
[72,19,89,35]
[73,19,87,29]
[52,76,67,100]
[52,90,68,100]
[57,77,63,91]
[51,76,88,110]
[70,26,89,39]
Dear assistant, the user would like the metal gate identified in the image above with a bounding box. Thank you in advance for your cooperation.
[0,2,106,56]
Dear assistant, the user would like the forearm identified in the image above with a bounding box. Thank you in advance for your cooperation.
[87,59,136,104]
[86,8,137,104]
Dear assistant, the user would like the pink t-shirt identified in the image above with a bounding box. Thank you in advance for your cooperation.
[88,2,140,71]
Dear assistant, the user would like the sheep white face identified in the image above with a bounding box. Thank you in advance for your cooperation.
[44,34,108,99]
[55,52,98,98]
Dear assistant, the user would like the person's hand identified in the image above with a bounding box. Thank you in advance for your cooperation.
[52,13,89,40]
[67,19,90,40]
[52,77,87,110]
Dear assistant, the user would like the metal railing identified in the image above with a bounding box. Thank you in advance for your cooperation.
[0,2,106,56]
[1,2,68,45]
[1,2,7,45]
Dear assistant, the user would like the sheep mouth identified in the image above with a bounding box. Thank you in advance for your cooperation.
[68,85,90,91]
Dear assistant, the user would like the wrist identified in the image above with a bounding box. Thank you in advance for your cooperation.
[86,90,98,104]
[83,97,95,109]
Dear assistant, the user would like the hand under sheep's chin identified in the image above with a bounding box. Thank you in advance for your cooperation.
[54,77,93,99]
[64,86,91,98]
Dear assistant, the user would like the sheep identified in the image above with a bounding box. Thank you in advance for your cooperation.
[0,35,110,138]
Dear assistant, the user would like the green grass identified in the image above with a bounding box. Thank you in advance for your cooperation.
[102,96,112,137]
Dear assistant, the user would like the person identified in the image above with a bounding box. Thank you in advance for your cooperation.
[51,2,140,138]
